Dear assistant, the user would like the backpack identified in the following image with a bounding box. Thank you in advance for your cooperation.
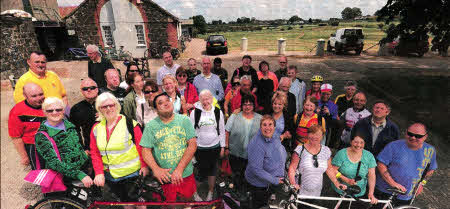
[194,107,221,135]
[125,116,142,144]
[294,111,323,129]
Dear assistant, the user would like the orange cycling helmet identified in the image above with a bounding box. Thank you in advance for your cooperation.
[311,75,323,82]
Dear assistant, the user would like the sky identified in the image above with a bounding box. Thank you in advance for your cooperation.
[57,0,388,22]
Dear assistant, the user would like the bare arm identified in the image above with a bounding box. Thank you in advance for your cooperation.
[142,147,171,184]
[171,138,197,185]
[368,167,376,196]
[326,158,347,189]
[288,153,300,189]
[11,137,29,165]
[377,161,406,191]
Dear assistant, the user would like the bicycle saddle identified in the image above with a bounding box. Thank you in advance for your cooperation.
[71,180,85,188]
[345,185,361,196]
[387,188,407,195]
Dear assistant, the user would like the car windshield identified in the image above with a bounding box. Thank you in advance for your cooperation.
[209,36,225,42]
[344,29,362,36]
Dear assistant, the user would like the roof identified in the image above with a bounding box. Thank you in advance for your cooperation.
[63,0,179,21]
[58,6,77,18]
[180,19,194,25]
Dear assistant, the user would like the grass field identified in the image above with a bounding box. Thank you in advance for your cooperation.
[199,21,387,52]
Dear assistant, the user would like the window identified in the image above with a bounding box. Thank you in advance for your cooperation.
[102,26,114,46]
[135,25,146,46]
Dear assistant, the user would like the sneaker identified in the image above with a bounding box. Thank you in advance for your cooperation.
[206,191,213,201]
[193,192,203,201]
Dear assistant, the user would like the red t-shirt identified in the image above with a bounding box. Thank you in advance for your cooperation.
[230,90,260,112]
[8,101,45,144]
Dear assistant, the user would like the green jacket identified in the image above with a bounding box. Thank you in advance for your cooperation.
[35,119,89,180]
[123,90,137,120]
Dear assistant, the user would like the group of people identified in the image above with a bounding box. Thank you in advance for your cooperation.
[8,48,437,209]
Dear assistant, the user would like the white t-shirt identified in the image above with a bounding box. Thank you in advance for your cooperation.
[156,64,180,85]
[340,108,371,143]
[294,145,331,196]
[119,81,129,90]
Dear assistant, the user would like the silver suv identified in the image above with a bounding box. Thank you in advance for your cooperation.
[327,28,364,55]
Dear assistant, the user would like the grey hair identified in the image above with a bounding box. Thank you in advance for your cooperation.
[95,92,121,121]
[344,80,357,89]
[42,97,64,111]
[240,75,252,84]
[199,89,213,100]
[86,44,99,53]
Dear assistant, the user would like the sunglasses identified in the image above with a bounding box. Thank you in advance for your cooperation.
[279,62,287,64]
[129,70,139,72]
[312,154,319,168]
[45,108,63,113]
[232,82,240,87]
[144,89,158,94]
[100,104,116,110]
[407,131,426,139]
[81,86,97,91]
[177,74,187,78]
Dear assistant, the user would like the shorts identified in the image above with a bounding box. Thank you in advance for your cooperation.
[195,146,220,177]
[159,174,197,202]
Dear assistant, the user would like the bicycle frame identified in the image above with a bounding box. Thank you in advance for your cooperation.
[86,200,223,209]
[296,195,392,209]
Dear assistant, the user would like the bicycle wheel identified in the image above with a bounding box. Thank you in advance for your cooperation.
[30,197,86,209]
[394,206,421,209]
[120,51,133,61]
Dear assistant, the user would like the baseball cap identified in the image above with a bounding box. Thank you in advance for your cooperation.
[320,83,333,92]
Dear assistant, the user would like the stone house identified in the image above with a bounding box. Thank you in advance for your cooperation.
[64,0,181,58]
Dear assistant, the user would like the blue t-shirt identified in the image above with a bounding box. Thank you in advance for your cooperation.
[376,140,437,200]
[331,148,377,197]
[274,114,285,139]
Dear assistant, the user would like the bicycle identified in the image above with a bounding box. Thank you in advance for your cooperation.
[271,180,421,209]
[26,175,225,209]
[144,44,180,60]
[105,45,132,61]
[132,58,151,79]
[63,47,106,61]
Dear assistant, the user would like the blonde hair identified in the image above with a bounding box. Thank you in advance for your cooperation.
[271,91,288,111]
[95,92,121,121]
[162,74,178,91]
[42,97,64,111]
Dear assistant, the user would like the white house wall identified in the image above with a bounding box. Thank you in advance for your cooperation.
[99,0,147,58]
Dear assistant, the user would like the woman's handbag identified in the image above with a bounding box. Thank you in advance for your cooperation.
[24,131,67,193]
[220,158,232,176]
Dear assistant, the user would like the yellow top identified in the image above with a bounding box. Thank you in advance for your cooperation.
[13,69,67,103]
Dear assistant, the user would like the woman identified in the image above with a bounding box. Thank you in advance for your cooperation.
[245,115,287,209]
[288,125,343,198]
[119,62,140,90]
[162,74,186,114]
[123,73,145,120]
[190,90,225,201]
[306,75,323,100]
[256,61,277,114]
[225,94,262,188]
[136,80,160,126]
[270,91,294,151]
[331,134,378,206]
[294,96,326,144]
[223,76,241,118]
[176,67,199,114]
[35,97,93,187]
[90,92,148,209]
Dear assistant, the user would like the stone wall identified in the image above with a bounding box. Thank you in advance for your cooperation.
[0,16,40,80]
[63,0,178,51]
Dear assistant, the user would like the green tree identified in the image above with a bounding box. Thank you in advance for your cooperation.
[289,15,301,24]
[377,0,449,56]
[341,7,362,20]
[192,15,207,34]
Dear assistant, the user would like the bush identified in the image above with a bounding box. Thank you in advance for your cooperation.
[300,25,304,28]
[354,24,364,27]
[287,26,293,30]
[330,21,339,26]
[318,23,327,26]
[280,28,285,31]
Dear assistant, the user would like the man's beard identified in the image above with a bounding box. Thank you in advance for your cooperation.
[159,110,173,118]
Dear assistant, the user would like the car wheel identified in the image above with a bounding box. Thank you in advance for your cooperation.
[327,42,332,52]
[224,48,228,54]
[335,44,343,55]
[355,47,362,55]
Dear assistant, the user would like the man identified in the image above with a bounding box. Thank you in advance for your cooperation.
[99,68,127,107]
[231,55,258,92]
[156,51,180,86]
[14,51,67,104]
[87,44,114,89]
[9,83,46,169]
[227,75,260,115]
[278,77,297,117]
[141,92,197,202]
[186,58,201,84]
[211,57,228,90]
[375,123,437,207]
[193,57,224,102]
[334,81,357,115]
[287,65,306,113]
[340,92,371,146]
[70,78,99,153]
[274,56,288,80]
[351,100,400,156]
